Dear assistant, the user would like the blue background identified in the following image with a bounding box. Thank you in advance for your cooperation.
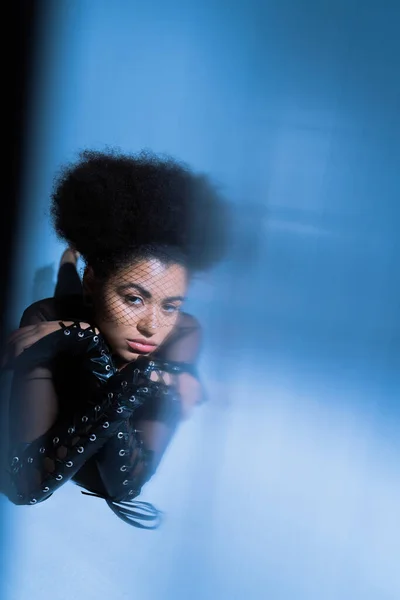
[2,1,399,599]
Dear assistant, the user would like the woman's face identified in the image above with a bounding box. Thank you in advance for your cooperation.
[92,258,188,363]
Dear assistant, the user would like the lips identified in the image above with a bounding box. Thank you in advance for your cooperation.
[126,339,157,354]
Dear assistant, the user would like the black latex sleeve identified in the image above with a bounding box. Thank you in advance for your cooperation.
[12,321,115,384]
[6,358,184,506]
[93,358,185,503]
[6,322,116,505]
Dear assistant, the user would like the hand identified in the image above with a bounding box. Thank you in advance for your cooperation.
[147,370,201,418]
[177,373,202,419]
[1,321,95,368]
[120,359,202,419]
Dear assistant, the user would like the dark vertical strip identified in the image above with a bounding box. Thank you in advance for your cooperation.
[2,0,44,337]
[1,1,45,598]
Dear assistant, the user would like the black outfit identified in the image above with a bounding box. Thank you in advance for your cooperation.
[5,280,202,528]
[54,262,83,298]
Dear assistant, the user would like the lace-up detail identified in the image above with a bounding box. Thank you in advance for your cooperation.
[8,293,203,528]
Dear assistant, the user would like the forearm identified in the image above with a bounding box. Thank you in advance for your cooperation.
[5,322,118,505]
[94,388,182,502]
[94,364,202,504]
[6,370,152,505]
[9,367,58,444]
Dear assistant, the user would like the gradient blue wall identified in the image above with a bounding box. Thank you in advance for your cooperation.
[2,1,399,599]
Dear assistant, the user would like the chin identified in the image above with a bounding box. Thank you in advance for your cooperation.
[113,349,138,365]
[121,351,139,363]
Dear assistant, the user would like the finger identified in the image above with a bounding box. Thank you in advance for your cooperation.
[11,333,49,359]
[6,330,43,357]
[7,326,37,344]
[8,322,63,346]
[8,322,66,354]
[7,330,38,348]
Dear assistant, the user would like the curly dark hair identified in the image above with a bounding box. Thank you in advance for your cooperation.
[50,149,229,277]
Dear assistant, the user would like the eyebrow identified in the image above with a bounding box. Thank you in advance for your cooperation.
[117,283,186,303]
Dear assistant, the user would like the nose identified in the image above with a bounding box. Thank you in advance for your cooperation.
[137,307,159,337]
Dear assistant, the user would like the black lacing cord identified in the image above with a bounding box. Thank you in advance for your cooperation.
[80,490,163,529]
[58,320,96,334]
[7,422,111,502]
[80,429,162,529]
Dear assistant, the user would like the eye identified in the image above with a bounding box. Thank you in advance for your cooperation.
[125,295,143,306]
[162,304,180,314]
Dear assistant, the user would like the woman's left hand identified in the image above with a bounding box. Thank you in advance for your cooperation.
[1,321,95,369]
[176,372,202,419]
[119,360,202,419]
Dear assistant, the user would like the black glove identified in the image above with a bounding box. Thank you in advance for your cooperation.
[13,321,116,384]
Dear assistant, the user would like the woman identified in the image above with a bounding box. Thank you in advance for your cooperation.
[3,149,227,528]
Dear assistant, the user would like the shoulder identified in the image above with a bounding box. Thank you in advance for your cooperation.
[156,311,202,363]
[176,311,201,335]
[19,298,57,326]
[173,311,203,347]
[19,295,88,327]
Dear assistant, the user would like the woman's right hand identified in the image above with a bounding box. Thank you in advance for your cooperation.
[1,321,95,368]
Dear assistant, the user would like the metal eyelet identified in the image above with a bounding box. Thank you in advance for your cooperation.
[30,498,37,504]
[95,405,101,412]
[68,427,75,434]
[134,369,140,376]
[42,487,49,493]
[129,396,136,403]
[120,465,127,472]
[78,331,85,338]
[82,416,88,423]
[11,457,19,465]
[53,437,59,445]
[55,474,63,481]
[108,392,113,400]
[103,421,110,428]
[89,434,96,441]
[122,480,129,485]
[117,432,124,439]
[93,335,99,343]
[66,461,73,467]
[119,450,126,456]
[27,457,33,464]
[148,361,155,367]
[63,329,71,336]
[77,446,84,453]
[116,407,123,414]
[142,387,148,393]
[121,381,127,388]
[128,490,134,496]
[105,365,111,371]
